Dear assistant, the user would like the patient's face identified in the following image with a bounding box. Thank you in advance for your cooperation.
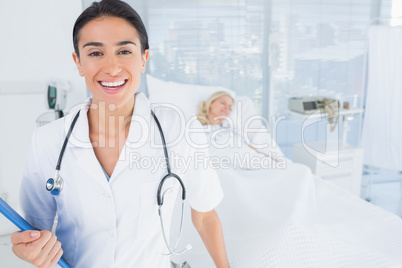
[209,95,234,119]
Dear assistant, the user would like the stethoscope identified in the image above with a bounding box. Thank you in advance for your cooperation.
[46,110,191,255]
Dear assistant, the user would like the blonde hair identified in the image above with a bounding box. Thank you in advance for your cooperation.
[197,91,234,125]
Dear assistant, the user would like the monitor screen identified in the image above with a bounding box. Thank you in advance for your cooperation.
[48,86,57,98]
[303,101,317,111]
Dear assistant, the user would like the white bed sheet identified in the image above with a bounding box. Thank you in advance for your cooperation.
[146,77,402,267]
[171,162,402,267]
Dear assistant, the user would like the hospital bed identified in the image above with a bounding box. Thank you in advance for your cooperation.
[146,75,402,268]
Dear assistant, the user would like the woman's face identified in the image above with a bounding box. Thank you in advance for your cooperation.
[209,95,234,119]
[72,16,149,108]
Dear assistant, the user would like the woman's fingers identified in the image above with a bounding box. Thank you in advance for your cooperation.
[49,248,64,268]
[12,231,49,261]
[11,230,62,268]
[28,231,53,267]
[34,233,57,266]
[11,230,41,245]
[39,239,63,268]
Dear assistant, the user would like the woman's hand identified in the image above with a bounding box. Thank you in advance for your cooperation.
[248,144,278,162]
[11,230,63,268]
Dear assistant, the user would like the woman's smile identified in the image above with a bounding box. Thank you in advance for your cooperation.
[98,79,128,94]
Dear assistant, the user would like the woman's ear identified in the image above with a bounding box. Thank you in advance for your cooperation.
[141,49,150,73]
[72,52,84,77]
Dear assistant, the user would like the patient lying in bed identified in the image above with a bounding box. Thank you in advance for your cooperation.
[170,91,402,268]
[196,91,287,170]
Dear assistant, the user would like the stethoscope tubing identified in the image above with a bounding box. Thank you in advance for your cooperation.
[46,108,189,256]
[56,111,80,171]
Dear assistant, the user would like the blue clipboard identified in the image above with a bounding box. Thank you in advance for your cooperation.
[0,197,70,268]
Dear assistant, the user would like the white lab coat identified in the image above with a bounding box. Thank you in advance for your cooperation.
[20,93,223,267]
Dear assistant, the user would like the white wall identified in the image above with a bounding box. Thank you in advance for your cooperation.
[0,1,85,235]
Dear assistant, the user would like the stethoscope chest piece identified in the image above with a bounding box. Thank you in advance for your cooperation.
[46,172,63,196]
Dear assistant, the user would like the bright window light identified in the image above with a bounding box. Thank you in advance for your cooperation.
[391,0,402,25]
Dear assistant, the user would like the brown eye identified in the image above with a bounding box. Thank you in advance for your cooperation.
[119,50,132,55]
[89,51,103,57]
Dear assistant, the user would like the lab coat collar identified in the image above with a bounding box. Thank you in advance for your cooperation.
[66,97,92,149]
[66,92,152,149]
[67,92,154,186]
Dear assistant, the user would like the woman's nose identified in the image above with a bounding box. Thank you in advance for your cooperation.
[103,54,122,75]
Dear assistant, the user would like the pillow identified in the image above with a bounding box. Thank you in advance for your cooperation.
[147,74,269,128]
[146,74,283,157]
[146,74,236,118]
[146,74,263,129]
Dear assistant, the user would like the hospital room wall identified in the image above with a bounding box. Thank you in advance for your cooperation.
[0,0,85,235]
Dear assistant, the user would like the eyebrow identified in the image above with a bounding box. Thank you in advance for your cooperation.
[82,41,137,49]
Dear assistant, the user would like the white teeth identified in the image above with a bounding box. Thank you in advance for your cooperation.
[100,80,125,87]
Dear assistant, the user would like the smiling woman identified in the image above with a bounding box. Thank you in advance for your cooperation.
[10,0,229,267]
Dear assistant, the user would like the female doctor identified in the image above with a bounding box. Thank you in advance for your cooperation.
[10,0,229,267]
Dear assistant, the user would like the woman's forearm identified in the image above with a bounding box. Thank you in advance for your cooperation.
[191,208,230,268]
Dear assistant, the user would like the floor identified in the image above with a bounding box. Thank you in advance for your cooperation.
[369,181,401,215]
[0,177,401,267]
[361,170,402,216]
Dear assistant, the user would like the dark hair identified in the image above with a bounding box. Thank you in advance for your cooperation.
[72,0,149,57]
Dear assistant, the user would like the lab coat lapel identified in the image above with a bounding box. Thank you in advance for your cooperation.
[75,147,110,189]
[67,98,110,189]
[111,93,154,179]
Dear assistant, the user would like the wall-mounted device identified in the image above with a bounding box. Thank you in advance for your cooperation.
[37,80,70,127]
[288,96,340,131]
[47,81,69,118]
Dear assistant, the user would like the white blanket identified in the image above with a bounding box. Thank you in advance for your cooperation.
[170,151,402,267]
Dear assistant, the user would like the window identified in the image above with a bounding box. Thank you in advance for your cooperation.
[269,0,371,116]
[141,0,267,114]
